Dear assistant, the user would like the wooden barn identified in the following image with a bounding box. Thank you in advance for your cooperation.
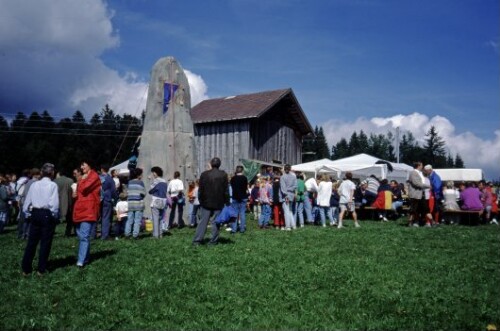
[190,88,314,176]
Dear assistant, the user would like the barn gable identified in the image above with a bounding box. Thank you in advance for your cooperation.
[190,88,313,175]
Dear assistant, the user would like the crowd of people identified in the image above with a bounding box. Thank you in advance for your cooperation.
[0,157,498,275]
[406,162,498,227]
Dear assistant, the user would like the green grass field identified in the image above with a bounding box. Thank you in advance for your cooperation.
[1,216,499,330]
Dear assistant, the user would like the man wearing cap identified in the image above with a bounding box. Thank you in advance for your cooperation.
[424,164,443,223]
[21,163,59,276]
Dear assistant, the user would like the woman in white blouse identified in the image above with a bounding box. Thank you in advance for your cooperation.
[316,174,335,227]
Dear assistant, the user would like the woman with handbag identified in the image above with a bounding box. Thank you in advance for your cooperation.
[149,166,168,238]
[167,171,185,229]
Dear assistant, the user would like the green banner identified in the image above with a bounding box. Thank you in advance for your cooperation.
[241,159,261,183]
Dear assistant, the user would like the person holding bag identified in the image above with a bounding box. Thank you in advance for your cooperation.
[167,171,185,229]
[149,166,168,238]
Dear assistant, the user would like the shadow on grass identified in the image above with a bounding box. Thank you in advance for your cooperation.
[48,249,117,272]
[194,237,235,246]
[0,228,18,235]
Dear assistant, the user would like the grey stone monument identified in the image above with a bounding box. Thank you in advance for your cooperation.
[137,56,198,216]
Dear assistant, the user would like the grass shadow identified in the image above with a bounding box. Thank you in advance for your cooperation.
[48,249,117,272]
[215,237,235,245]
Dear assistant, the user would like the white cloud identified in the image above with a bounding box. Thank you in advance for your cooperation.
[0,0,208,119]
[323,112,500,179]
[0,0,118,55]
[185,69,209,106]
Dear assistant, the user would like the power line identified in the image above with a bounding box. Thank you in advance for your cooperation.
[2,130,140,137]
[2,126,141,133]
[0,116,142,125]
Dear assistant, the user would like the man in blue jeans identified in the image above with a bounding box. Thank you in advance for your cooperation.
[21,163,59,276]
[280,164,297,230]
[99,164,116,240]
[230,165,248,234]
[193,157,229,246]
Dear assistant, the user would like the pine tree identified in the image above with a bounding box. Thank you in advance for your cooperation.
[358,130,369,153]
[399,132,424,165]
[315,127,330,159]
[0,115,9,171]
[424,126,446,167]
[348,132,360,154]
[454,154,465,168]
[331,138,349,160]
[446,154,455,167]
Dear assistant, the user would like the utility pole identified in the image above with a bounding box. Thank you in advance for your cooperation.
[395,126,400,163]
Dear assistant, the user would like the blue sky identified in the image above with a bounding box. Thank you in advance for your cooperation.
[0,0,499,177]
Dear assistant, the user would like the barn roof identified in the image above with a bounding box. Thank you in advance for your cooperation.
[190,88,313,135]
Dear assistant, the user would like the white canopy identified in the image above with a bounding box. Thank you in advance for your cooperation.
[110,160,130,175]
[330,153,412,182]
[291,158,342,179]
[292,153,412,183]
[433,168,484,182]
[292,157,387,180]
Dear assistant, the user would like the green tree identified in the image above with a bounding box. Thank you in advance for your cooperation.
[348,132,360,154]
[423,126,447,167]
[0,107,143,175]
[331,138,349,160]
[454,154,465,168]
[446,154,455,167]
[399,132,424,165]
[368,133,396,161]
[315,127,330,159]
[0,115,9,171]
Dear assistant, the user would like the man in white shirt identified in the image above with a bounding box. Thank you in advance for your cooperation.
[304,175,319,224]
[21,163,59,276]
[338,172,360,229]
[167,171,185,229]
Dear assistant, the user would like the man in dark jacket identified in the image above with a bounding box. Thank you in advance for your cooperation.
[230,165,248,234]
[193,157,229,245]
[99,164,117,240]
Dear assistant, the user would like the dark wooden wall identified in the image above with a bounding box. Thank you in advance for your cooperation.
[194,121,251,175]
[249,119,302,166]
[193,118,303,176]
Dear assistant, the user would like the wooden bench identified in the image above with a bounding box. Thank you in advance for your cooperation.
[354,206,407,220]
[355,206,376,219]
[442,209,483,225]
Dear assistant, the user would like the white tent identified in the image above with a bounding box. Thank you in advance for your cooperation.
[330,153,412,183]
[110,160,130,175]
[291,158,342,178]
[292,153,412,183]
[433,168,484,182]
[292,157,387,180]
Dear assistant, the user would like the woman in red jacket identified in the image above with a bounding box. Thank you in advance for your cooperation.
[73,160,101,268]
